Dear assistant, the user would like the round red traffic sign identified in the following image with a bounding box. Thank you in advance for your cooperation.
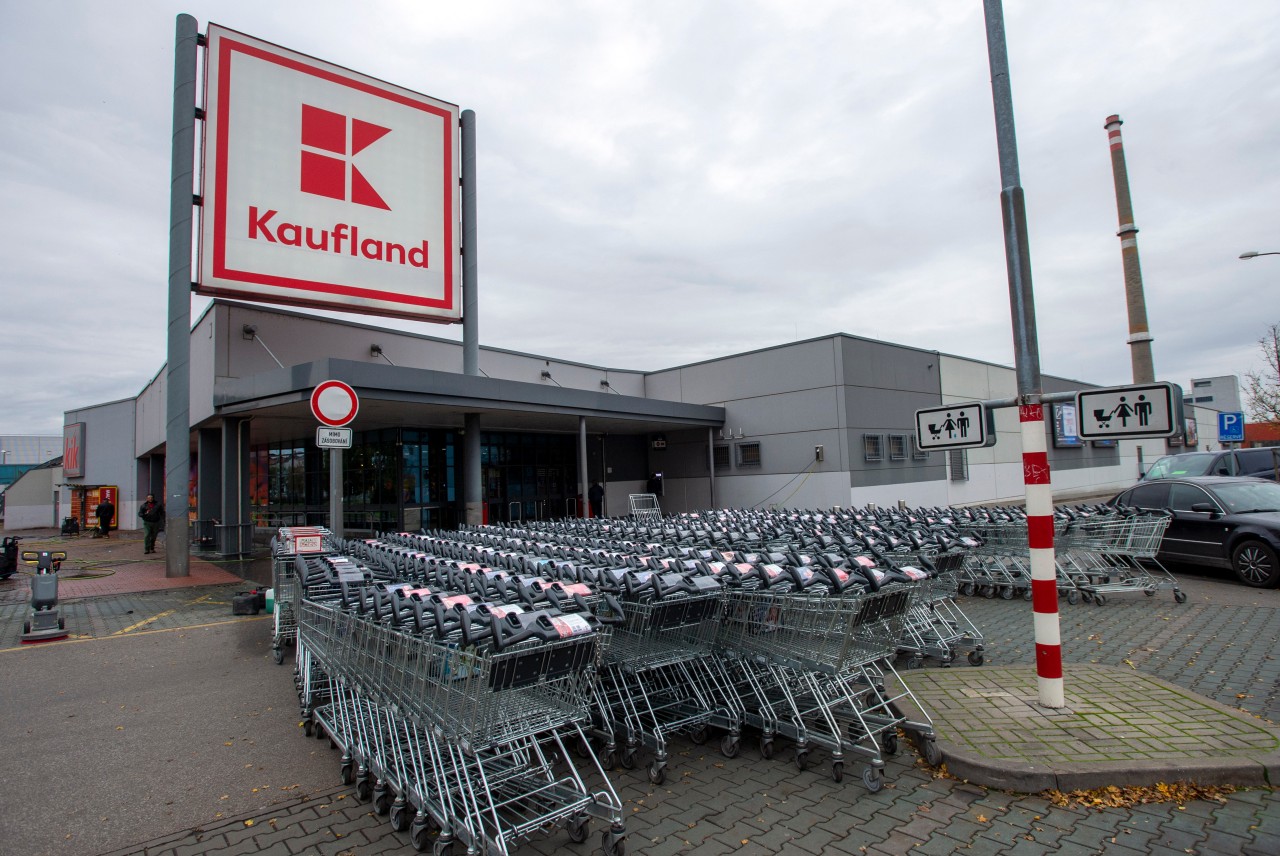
[310,380,359,427]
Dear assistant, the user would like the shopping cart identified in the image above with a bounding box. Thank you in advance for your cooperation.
[1056,509,1184,604]
[896,552,986,667]
[269,526,338,664]
[594,574,742,785]
[717,584,941,791]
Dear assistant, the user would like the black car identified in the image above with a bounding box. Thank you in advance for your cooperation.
[1141,448,1280,481]
[1109,476,1280,588]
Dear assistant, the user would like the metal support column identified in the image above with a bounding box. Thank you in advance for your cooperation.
[165,13,198,577]
[461,109,483,526]
[578,416,589,518]
[983,0,1063,708]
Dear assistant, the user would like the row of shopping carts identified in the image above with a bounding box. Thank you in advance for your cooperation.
[949,504,1186,605]
[289,542,627,856]
[278,519,949,853]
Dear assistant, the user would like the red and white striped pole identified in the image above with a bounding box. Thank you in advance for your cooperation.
[1020,403,1064,707]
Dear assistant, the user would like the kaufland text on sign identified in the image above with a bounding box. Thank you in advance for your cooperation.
[198,25,460,322]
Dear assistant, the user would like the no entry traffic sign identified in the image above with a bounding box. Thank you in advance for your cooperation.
[310,380,360,427]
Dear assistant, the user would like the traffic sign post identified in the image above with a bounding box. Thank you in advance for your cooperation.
[311,381,359,537]
[1218,411,1245,444]
[914,402,993,452]
[1076,382,1179,439]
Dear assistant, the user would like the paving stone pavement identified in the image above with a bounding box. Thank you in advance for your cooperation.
[4,538,1277,856]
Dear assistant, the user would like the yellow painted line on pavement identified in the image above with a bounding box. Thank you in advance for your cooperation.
[114,608,177,635]
[0,615,270,653]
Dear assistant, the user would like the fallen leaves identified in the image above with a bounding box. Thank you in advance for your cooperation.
[1043,782,1235,808]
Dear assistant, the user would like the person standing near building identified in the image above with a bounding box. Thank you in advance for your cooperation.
[588,481,604,518]
[138,493,165,554]
[95,496,115,538]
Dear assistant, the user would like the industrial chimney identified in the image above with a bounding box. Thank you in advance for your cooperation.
[1104,114,1155,384]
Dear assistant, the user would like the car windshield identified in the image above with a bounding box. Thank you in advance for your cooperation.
[1210,481,1280,514]
[1145,453,1216,479]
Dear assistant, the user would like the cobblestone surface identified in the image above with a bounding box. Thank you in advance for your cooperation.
[5,541,1276,856]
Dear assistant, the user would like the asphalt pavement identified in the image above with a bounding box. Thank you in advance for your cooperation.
[0,529,1276,856]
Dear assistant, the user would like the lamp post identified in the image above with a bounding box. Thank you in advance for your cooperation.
[1239,251,1280,259]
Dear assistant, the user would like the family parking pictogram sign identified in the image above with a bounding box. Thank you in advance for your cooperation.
[1075,382,1179,439]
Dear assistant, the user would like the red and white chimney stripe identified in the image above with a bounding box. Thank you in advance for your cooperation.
[1020,403,1064,708]
[1104,114,1123,150]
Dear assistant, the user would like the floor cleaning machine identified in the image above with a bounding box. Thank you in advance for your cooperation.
[20,547,69,644]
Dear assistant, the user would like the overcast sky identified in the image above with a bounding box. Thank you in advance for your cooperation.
[2,1,1277,436]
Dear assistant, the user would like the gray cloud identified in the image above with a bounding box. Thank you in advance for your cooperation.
[1,0,1277,434]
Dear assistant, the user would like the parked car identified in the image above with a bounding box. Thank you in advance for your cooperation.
[1109,476,1280,587]
[1142,448,1280,481]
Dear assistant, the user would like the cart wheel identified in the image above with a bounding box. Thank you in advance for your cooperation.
[1000,585,1014,600]
[861,766,884,792]
[572,735,592,759]
[433,839,454,856]
[1081,590,1094,604]
[620,748,637,770]
[303,718,314,737]
[373,784,391,815]
[720,734,741,758]
[967,650,985,667]
[795,749,810,771]
[1093,593,1107,607]
[960,582,975,597]
[648,763,666,785]
[881,732,899,756]
[599,749,617,771]
[1066,590,1080,605]
[759,737,775,759]
[941,649,957,666]
[1144,587,1157,597]
[339,761,354,785]
[689,725,709,745]
[1022,587,1032,601]
[923,739,943,768]
[410,818,432,852]
[355,775,372,802]
[831,761,844,783]
[983,585,996,599]
[905,656,923,670]
[1174,590,1187,604]
[273,646,285,665]
[567,816,590,844]
[23,621,31,635]
[389,800,410,832]
[601,830,627,856]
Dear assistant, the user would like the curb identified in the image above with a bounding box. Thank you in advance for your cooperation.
[895,664,1280,793]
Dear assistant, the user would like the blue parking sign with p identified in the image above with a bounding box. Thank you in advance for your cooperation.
[1218,411,1245,443]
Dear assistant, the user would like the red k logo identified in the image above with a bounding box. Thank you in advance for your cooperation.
[300,104,391,210]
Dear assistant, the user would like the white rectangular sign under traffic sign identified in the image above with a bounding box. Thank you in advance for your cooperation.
[316,427,353,449]
[1076,382,1178,439]
[914,402,990,451]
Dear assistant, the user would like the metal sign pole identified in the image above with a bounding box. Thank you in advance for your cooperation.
[983,0,1063,708]
[164,13,198,578]
[330,448,343,538]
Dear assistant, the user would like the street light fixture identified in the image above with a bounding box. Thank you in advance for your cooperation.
[1239,251,1280,259]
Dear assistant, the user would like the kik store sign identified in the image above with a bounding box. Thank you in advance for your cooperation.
[198,25,460,322]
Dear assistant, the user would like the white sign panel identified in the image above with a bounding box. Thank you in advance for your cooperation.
[915,403,989,451]
[316,427,353,449]
[1076,382,1177,439]
[199,24,460,322]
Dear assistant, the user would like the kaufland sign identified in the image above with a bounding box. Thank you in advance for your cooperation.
[198,25,460,322]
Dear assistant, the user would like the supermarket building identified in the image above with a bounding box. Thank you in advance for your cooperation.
[56,300,1141,545]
